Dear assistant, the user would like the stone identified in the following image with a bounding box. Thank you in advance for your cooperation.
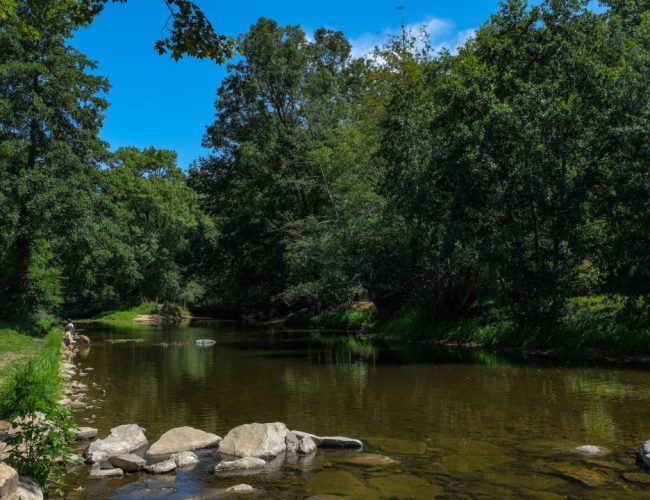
[144,459,177,474]
[89,467,123,479]
[368,474,439,499]
[86,424,148,463]
[285,431,300,453]
[16,477,43,500]
[305,470,375,497]
[108,453,146,473]
[623,472,650,485]
[551,464,607,487]
[219,422,289,458]
[70,401,87,409]
[172,450,200,467]
[195,339,216,346]
[147,426,221,456]
[0,463,18,500]
[75,427,98,441]
[339,453,399,467]
[226,484,255,493]
[298,436,317,455]
[575,445,608,456]
[293,430,363,449]
[640,440,650,469]
[215,456,266,472]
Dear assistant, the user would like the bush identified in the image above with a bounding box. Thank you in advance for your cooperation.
[0,327,78,495]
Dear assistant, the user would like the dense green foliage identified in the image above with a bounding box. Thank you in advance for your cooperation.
[2,0,650,348]
[0,326,77,494]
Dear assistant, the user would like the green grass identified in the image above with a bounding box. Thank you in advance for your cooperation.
[0,324,43,382]
[96,301,158,321]
[377,296,650,354]
[308,308,377,330]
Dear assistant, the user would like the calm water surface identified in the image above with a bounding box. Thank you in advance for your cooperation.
[64,321,650,498]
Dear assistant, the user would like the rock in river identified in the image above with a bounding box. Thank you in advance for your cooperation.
[215,456,266,472]
[172,450,200,467]
[145,459,177,474]
[16,477,43,500]
[219,422,289,458]
[298,436,317,455]
[89,466,123,479]
[85,424,148,463]
[108,453,146,473]
[575,445,608,456]
[195,339,216,346]
[640,440,650,469]
[147,426,221,456]
[293,430,363,449]
[75,427,98,441]
[0,463,18,500]
[226,483,256,493]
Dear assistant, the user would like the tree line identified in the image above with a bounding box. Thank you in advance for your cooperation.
[1,0,649,329]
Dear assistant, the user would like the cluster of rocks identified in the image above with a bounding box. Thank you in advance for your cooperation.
[58,362,101,417]
[0,463,43,500]
[81,420,362,494]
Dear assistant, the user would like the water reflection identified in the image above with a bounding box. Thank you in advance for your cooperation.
[65,322,650,498]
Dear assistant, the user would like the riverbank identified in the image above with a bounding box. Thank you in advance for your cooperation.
[91,302,190,328]
[0,325,41,380]
[292,296,650,360]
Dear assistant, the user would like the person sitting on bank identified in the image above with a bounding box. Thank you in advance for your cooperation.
[64,319,74,332]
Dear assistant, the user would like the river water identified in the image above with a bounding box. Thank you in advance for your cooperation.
[63,321,650,498]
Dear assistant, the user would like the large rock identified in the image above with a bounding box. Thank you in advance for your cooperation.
[147,426,221,456]
[640,440,650,467]
[215,456,266,472]
[108,453,146,472]
[0,463,18,500]
[16,477,43,500]
[144,459,177,474]
[172,450,200,467]
[293,430,362,449]
[219,422,289,458]
[86,424,148,463]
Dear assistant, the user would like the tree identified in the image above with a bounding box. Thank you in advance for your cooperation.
[0,0,108,318]
[192,18,366,316]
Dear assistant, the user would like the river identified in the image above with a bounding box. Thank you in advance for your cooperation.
[63,320,650,498]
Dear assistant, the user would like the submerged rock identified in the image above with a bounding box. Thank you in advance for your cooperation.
[16,477,43,500]
[147,426,221,456]
[89,466,123,479]
[551,464,607,487]
[215,456,266,471]
[0,463,18,500]
[85,424,148,463]
[145,459,177,474]
[339,453,399,467]
[219,422,289,458]
[108,453,146,473]
[172,450,200,467]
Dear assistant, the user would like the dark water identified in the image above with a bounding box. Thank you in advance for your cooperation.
[63,321,650,498]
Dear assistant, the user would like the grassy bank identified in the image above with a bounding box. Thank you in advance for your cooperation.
[0,325,41,380]
[300,296,650,355]
[93,302,190,327]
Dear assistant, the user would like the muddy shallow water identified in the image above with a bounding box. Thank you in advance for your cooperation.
[63,321,650,498]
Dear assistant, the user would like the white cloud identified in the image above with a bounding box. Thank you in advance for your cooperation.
[349,16,474,59]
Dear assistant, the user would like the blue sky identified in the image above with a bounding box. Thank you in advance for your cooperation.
[70,1,521,169]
